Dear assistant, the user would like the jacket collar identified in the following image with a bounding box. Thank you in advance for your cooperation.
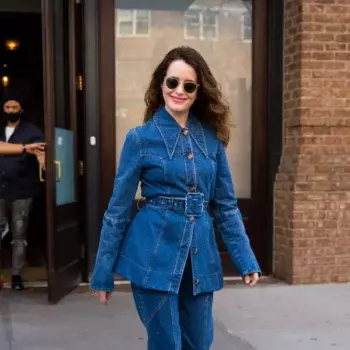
[154,107,208,159]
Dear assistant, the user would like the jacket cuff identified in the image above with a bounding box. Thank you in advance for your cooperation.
[90,266,115,292]
[237,259,262,277]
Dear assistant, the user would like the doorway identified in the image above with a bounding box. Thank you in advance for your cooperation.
[0,11,47,285]
[0,0,87,303]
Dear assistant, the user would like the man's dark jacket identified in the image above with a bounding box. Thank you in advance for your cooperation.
[0,120,44,199]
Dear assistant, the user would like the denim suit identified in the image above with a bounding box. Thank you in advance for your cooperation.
[91,107,261,294]
[91,107,260,349]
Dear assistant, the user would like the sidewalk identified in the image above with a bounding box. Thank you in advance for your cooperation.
[2,282,350,350]
[0,287,243,350]
[214,282,350,350]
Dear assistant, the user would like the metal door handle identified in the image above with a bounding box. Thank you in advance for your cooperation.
[39,161,61,182]
[55,160,62,183]
[39,165,45,182]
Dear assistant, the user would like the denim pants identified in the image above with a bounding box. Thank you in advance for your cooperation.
[0,198,33,275]
[132,259,214,350]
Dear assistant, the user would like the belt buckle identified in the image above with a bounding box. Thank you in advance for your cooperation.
[185,192,204,217]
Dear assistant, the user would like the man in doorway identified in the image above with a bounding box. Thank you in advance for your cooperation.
[0,89,45,291]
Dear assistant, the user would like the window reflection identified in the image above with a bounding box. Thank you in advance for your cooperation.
[242,11,252,41]
[115,0,252,198]
[117,9,151,37]
[184,8,218,40]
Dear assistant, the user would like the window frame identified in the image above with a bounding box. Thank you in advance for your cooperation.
[241,10,252,42]
[116,9,151,38]
[184,7,219,41]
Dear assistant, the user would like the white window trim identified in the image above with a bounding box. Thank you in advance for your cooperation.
[116,9,151,38]
[184,8,219,41]
[241,11,252,43]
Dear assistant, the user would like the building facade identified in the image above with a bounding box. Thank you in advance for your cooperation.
[3,0,349,301]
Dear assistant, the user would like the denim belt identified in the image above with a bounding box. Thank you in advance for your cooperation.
[146,193,208,217]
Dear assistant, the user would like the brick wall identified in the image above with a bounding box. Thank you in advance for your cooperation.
[274,0,350,283]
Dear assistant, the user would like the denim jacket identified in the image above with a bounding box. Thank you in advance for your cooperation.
[91,107,261,295]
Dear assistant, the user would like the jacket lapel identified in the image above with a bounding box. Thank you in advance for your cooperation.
[154,108,181,159]
[187,115,208,158]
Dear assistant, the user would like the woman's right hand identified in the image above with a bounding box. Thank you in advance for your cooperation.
[93,290,112,304]
[27,143,46,156]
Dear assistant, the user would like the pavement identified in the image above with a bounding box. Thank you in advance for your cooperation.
[1,281,350,350]
[214,282,350,350]
[0,285,243,350]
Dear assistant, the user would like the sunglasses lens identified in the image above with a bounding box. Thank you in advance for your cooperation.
[166,77,179,90]
[184,83,197,94]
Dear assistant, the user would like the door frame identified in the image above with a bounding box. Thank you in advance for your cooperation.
[82,0,101,275]
[97,0,271,274]
[42,0,103,285]
[41,0,55,282]
[42,0,84,302]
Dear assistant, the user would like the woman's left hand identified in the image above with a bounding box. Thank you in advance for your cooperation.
[243,272,259,287]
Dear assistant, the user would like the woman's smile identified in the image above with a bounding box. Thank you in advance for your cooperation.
[170,95,187,104]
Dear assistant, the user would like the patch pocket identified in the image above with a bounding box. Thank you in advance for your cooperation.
[131,285,169,326]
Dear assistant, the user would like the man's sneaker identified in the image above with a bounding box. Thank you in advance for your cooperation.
[12,275,24,291]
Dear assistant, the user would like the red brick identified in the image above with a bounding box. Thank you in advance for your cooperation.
[312,33,335,42]
[335,52,350,60]
[335,34,350,42]
[325,24,348,33]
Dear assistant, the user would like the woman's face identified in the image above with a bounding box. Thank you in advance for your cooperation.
[162,60,198,116]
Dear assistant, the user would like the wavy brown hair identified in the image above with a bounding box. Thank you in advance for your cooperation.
[144,46,232,146]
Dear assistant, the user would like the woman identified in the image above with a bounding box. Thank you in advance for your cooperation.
[91,47,261,349]
[0,142,45,155]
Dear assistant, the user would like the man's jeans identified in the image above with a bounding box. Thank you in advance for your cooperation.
[0,198,33,275]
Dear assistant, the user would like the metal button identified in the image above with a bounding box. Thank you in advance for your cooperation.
[189,216,195,221]
[182,129,189,136]
[189,185,196,192]
[195,279,200,285]
[187,153,193,160]
[193,249,198,255]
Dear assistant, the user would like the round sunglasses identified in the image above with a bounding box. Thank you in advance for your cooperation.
[165,77,199,94]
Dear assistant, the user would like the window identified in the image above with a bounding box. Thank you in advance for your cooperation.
[115,1,254,198]
[117,9,151,37]
[184,9,218,41]
[242,11,252,41]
